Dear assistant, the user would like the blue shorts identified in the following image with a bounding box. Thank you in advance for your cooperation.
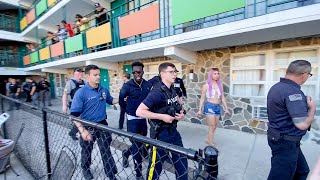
[204,102,221,115]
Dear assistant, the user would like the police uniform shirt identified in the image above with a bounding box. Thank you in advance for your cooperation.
[64,79,85,103]
[267,78,308,136]
[9,84,20,93]
[142,82,179,122]
[173,77,187,98]
[38,80,49,90]
[31,81,38,91]
[70,83,113,122]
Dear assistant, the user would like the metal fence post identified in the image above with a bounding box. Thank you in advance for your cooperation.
[204,146,219,180]
[42,109,52,179]
[0,96,6,138]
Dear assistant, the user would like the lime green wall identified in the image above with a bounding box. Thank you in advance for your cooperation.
[36,0,48,16]
[172,0,245,25]
[30,51,39,63]
[65,34,83,53]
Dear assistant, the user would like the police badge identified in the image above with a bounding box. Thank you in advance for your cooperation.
[102,92,107,100]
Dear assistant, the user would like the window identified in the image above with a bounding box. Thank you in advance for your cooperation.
[272,49,319,100]
[230,48,320,101]
[143,61,182,80]
[230,54,266,97]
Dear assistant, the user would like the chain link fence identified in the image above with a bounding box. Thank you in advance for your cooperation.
[0,95,218,180]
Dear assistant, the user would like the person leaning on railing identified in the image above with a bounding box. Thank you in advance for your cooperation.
[94,3,110,26]
[75,14,89,34]
[61,20,74,38]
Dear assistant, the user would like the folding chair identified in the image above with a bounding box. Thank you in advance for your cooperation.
[0,123,25,180]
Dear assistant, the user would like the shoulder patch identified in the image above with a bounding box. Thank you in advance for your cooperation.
[288,94,302,101]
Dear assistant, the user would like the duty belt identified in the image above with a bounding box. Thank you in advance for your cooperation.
[282,134,302,142]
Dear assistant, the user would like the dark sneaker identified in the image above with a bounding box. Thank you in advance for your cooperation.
[122,150,129,168]
[82,170,93,180]
[68,131,78,141]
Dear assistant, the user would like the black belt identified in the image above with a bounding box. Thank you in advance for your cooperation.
[282,134,302,142]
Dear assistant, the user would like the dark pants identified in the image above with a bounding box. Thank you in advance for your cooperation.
[9,93,20,110]
[147,126,188,180]
[267,137,309,180]
[123,119,148,177]
[68,102,78,136]
[80,120,117,178]
[119,107,126,129]
[25,91,32,102]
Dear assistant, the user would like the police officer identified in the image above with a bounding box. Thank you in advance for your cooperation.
[22,77,33,102]
[136,62,188,180]
[70,65,118,180]
[62,67,85,140]
[8,78,21,111]
[267,60,316,180]
[30,77,39,107]
[119,61,151,179]
[38,77,51,107]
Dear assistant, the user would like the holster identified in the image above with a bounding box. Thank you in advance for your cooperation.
[267,128,281,141]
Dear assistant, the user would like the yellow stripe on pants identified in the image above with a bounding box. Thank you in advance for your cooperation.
[148,146,157,180]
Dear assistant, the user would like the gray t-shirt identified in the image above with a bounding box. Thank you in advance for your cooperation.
[63,78,85,101]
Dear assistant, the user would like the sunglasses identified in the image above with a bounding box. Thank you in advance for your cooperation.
[303,72,313,77]
[132,71,142,75]
[75,69,83,72]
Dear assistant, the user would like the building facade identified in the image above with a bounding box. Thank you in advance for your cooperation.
[1,0,319,134]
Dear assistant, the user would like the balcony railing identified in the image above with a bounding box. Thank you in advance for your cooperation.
[21,0,320,67]
[0,52,21,67]
[0,13,18,32]
[20,0,62,32]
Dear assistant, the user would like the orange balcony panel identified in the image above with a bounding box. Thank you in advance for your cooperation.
[50,41,64,57]
[119,3,159,39]
[23,55,30,65]
[26,9,35,24]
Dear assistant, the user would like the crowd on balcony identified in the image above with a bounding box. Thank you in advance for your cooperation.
[43,3,109,48]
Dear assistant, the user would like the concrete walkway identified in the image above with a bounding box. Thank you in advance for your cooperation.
[3,98,320,179]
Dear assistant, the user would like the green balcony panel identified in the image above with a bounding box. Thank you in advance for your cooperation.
[30,51,39,63]
[65,34,84,53]
[172,0,245,25]
[36,0,48,17]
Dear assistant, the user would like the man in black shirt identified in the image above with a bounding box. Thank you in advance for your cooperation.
[94,3,110,51]
[94,3,109,26]
[8,78,21,111]
[22,77,33,102]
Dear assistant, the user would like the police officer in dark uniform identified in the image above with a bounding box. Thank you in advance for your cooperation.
[267,60,316,180]
[30,78,39,107]
[71,65,118,180]
[8,78,21,111]
[38,77,51,107]
[136,62,188,180]
[119,61,151,179]
[22,77,33,102]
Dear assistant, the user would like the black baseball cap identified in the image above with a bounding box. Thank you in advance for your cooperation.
[74,68,84,72]
[94,3,100,7]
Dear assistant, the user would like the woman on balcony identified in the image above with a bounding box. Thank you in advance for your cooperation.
[197,68,230,146]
